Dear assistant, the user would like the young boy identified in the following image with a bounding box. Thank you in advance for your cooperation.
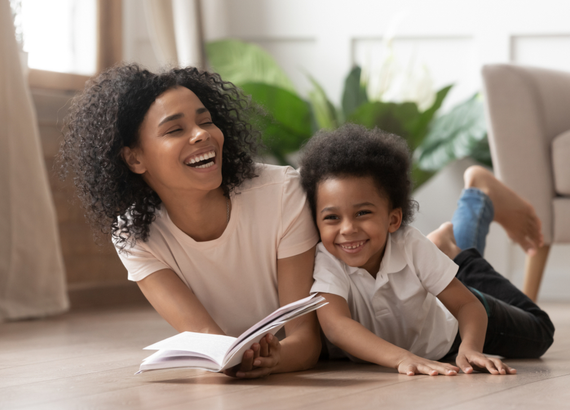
[299,124,554,376]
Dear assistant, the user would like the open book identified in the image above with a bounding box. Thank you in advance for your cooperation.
[136,294,327,374]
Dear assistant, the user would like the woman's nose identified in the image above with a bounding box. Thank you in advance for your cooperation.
[189,127,210,144]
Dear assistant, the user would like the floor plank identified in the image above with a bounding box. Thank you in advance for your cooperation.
[1,303,569,410]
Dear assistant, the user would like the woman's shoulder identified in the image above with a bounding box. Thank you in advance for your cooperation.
[236,163,299,193]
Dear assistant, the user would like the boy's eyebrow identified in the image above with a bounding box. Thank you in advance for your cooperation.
[353,202,377,208]
[158,108,209,126]
[319,202,377,213]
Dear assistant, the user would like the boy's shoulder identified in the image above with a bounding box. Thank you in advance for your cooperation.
[315,242,346,271]
[391,225,427,247]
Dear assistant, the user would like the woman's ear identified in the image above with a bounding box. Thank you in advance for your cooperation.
[121,146,146,174]
[388,207,403,233]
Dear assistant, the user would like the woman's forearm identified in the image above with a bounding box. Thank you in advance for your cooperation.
[272,314,321,373]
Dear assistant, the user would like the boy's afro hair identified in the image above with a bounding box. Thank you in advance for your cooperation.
[299,123,417,226]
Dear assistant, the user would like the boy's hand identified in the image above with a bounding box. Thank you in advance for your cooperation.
[224,334,281,379]
[456,349,517,375]
[397,354,460,376]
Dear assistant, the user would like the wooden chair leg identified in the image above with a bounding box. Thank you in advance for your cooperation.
[522,245,551,302]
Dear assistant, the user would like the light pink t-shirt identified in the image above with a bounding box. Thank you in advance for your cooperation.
[116,164,319,336]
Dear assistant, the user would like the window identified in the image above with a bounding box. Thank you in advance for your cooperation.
[10,0,122,90]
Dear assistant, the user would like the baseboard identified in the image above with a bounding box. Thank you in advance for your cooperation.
[67,282,150,310]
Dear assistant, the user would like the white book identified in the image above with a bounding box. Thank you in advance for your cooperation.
[136,294,327,374]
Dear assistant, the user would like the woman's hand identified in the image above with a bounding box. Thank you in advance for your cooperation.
[456,348,517,375]
[224,334,281,379]
[397,353,460,376]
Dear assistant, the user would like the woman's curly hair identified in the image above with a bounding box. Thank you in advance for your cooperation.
[59,63,261,250]
[299,123,417,227]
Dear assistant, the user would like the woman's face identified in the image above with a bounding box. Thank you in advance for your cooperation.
[124,86,225,198]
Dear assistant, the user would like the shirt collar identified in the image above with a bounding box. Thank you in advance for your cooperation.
[345,232,408,277]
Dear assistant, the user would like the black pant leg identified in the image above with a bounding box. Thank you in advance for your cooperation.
[453,248,555,358]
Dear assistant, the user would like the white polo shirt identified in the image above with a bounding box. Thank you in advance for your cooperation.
[311,225,459,360]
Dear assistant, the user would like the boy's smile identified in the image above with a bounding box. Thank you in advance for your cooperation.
[315,176,402,276]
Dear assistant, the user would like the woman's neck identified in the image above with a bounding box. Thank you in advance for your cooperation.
[161,187,229,242]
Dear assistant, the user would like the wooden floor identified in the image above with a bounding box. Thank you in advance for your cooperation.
[2,303,570,410]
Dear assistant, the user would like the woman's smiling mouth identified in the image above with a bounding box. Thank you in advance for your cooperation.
[184,150,216,168]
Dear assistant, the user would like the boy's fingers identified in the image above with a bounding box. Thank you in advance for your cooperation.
[455,355,473,374]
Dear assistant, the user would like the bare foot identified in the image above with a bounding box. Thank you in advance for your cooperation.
[427,222,461,260]
[463,165,543,256]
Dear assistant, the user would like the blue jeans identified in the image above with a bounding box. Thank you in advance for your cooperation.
[452,188,494,256]
[444,189,554,359]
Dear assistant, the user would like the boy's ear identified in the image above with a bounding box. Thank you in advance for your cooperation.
[121,146,146,175]
[388,208,403,233]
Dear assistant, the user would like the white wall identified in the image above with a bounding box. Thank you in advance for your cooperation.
[122,0,570,300]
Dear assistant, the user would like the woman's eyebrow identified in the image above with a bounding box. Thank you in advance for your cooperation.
[158,113,184,126]
[158,108,210,126]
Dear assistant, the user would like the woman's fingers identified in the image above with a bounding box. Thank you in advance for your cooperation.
[259,336,270,357]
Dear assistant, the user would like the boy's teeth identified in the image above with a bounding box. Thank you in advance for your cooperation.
[341,241,364,249]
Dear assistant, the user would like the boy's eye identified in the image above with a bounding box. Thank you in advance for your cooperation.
[356,210,372,217]
[323,214,339,221]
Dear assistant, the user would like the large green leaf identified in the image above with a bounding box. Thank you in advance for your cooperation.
[415,94,488,171]
[342,66,368,119]
[408,85,452,149]
[206,39,296,93]
[239,83,313,164]
[307,75,339,130]
[240,83,312,138]
[348,101,421,148]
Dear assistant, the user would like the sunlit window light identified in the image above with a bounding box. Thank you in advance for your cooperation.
[18,0,97,76]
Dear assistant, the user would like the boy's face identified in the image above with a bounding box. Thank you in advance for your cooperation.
[315,176,402,276]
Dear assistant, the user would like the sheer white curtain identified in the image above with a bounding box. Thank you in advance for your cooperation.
[143,0,205,68]
[0,0,68,321]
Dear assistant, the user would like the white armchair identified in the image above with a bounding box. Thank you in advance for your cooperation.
[482,64,570,301]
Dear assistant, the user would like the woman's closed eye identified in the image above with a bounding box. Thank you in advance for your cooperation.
[165,128,183,135]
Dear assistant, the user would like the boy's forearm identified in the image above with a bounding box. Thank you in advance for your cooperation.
[456,300,488,352]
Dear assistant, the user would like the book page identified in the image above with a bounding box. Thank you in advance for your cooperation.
[137,350,221,373]
[144,332,237,366]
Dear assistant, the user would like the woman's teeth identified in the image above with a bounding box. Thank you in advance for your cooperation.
[195,161,214,169]
[186,151,215,167]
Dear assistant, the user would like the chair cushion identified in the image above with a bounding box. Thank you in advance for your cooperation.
[552,130,570,195]
[553,198,570,243]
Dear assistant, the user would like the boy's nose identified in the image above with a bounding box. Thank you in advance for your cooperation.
[340,220,357,235]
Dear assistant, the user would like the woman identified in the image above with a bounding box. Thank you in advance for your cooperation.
[60,64,321,378]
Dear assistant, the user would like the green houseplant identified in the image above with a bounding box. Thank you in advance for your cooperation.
[206,39,491,188]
